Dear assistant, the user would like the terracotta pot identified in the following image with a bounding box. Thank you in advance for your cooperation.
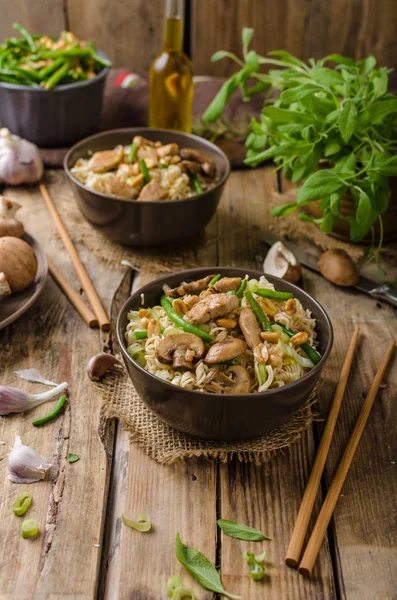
[305,176,397,244]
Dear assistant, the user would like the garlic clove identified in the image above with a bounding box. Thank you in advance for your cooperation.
[87,353,122,381]
[264,241,302,283]
[8,435,52,484]
[0,386,33,415]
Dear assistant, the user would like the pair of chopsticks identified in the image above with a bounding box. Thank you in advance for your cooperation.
[285,326,395,576]
[39,184,110,331]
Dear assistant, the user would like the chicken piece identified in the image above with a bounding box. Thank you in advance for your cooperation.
[204,338,247,364]
[213,277,241,293]
[89,146,124,173]
[133,136,155,147]
[137,146,158,166]
[138,179,168,202]
[184,293,239,325]
[87,173,139,199]
[156,143,179,158]
[165,275,215,298]
[239,306,262,349]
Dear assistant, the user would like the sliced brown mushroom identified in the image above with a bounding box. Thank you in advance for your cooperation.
[89,146,124,173]
[204,338,247,364]
[155,333,205,371]
[239,306,262,349]
[0,196,24,238]
[156,143,179,158]
[179,160,201,175]
[138,180,168,202]
[180,149,216,178]
[205,366,251,394]
[213,276,241,293]
[165,275,216,298]
[185,293,239,325]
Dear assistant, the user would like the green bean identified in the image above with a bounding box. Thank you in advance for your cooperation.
[39,48,92,59]
[13,23,36,52]
[274,322,321,364]
[0,74,22,84]
[191,174,203,194]
[44,61,70,89]
[132,330,148,340]
[256,288,294,301]
[139,158,151,184]
[32,395,67,426]
[235,278,247,298]
[91,51,112,68]
[244,290,271,332]
[39,57,64,79]
[12,492,32,516]
[209,274,221,286]
[127,142,138,163]
[15,67,42,82]
[160,295,214,342]
[0,49,13,68]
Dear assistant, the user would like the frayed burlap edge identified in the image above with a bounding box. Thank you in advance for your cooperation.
[95,365,319,466]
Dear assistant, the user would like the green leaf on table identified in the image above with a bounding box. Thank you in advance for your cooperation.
[67,453,80,464]
[217,519,272,541]
[176,533,241,599]
[356,189,372,225]
[297,170,347,204]
[338,101,358,142]
[242,27,254,57]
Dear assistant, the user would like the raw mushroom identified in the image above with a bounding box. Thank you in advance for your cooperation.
[264,241,301,283]
[155,333,205,371]
[0,196,24,238]
[204,338,247,364]
[205,366,251,394]
[184,293,239,325]
[317,249,359,287]
[165,275,216,298]
[0,236,37,295]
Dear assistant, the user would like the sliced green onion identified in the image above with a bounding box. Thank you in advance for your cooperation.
[122,512,151,532]
[12,492,32,516]
[209,274,221,286]
[244,290,271,332]
[257,362,268,386]
[274,322,321,365]
[139,158,150,184]
[256,288,294,301]
[173,588,196,600]
[22,518,39,539]
[128,350,146,368]
[127,142,138,163]
[32,394,67,426]
[167,575,183,597]
[244,551,265,581]
[132,330,148,340]
[190,174,203,194]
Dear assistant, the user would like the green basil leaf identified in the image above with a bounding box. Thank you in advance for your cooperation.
[324,140,341,157]
[366,99,397,124]
[261,106,313,124]
[311,67,344,87]
[279,84,319,104]
[346,209,378,242]
[244,145,278,166]
[297,170,347,204]
[268,50,307,67]
[370,155,397,176]
[291,145,322,182]
[245,50,259,71]
[338,101,358,142]
[325,54,356,67]
[67,453,80,464]
[243,80,270,99]
[176,534,241,599]
[374,186,391,214]
[211,50,242,64]
[242,27,254,57]
[330,192,341,216]
[203,74,239,122]
[326,108,341,124]
[217,519,271,541]
[358,55,376,75]
[356,189,372,225]
[271,202,299,216]
[320,210,337,233]
[335,152,356,175]
[372,69,388,99]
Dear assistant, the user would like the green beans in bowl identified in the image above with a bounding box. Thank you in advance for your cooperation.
[0,25,111,147]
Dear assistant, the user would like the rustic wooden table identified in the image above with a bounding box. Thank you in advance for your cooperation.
[1,167,396,600]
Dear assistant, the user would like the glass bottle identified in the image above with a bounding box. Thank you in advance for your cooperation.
[148,0,193,132]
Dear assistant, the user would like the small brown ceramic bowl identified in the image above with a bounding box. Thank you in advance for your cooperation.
[64,128,230,247]
[117,267,334,440]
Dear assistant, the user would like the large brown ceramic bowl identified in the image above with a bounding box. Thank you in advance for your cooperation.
[64,128,230,246]
[117,267,334,440]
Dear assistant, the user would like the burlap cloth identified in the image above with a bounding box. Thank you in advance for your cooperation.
[95,364,319,465]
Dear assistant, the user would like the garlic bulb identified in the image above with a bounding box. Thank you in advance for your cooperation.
[0,128,43,185]
[8,435,52,484]
[0,381,68,415]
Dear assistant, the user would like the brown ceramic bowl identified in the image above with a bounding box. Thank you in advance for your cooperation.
[117,267,333,440]
[64,128,230,247]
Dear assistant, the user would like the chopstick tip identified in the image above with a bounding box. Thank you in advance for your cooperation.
[298,565,312,578]
[285,556,299,569]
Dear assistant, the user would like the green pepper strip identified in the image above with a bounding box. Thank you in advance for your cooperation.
[235,278,247,298]
[274,322,321,364]
[256,288,294,301]
[132,330,148,340]
[209,274,221,286]
[244,290,271,332]
[32,394,67,426]
[127,141,138,163]
[12,492,32,516]
[139,158,151,184]
[22,518,39,539]
[160,295,213,342]
[39,57,64,79]
[190,174,203,194]
[13,23,36,52]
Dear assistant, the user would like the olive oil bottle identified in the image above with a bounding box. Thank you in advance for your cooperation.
[148,0,193,132]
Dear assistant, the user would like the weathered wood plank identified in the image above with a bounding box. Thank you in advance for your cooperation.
[67,0,165,70]
[191,0,309,77]
[0,0,65,41]
[0,171,124,599]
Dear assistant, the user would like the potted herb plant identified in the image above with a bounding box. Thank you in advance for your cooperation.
[203,29,397,245]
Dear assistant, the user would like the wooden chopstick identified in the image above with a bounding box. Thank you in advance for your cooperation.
[40,184,110,331]
[299,340,395,577]
[285,326,360,568]
[48,257,98,328]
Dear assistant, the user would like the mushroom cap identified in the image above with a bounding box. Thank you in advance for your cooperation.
[0,237,37,293]
[264,241,301,283]
[206,365,251,394]
[317,249,359,287]
[204,338,247,364]
[155,333,205,370]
